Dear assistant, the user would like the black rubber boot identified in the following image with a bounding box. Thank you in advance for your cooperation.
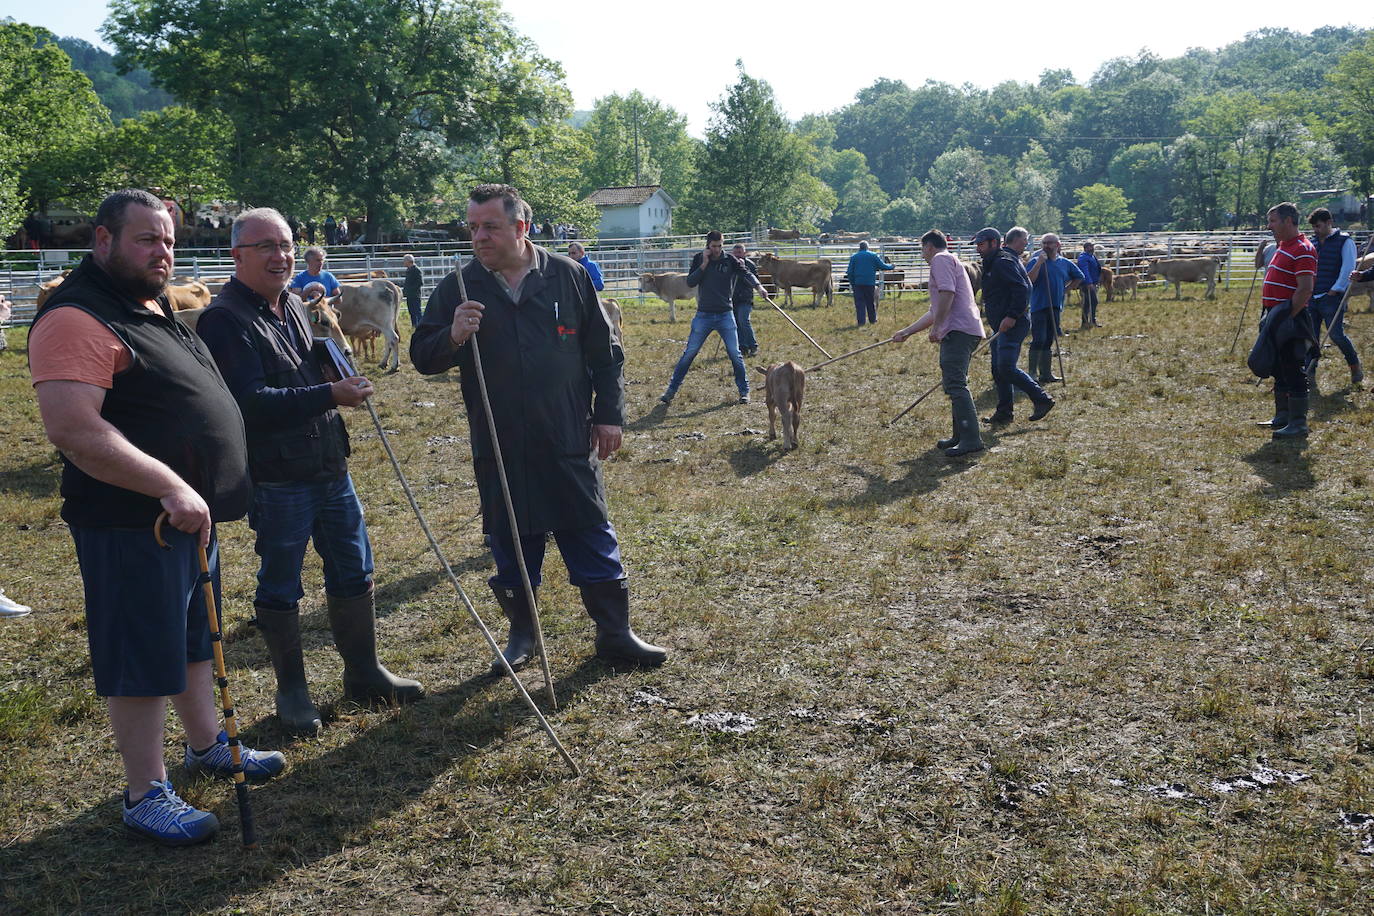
[580,579,667,667]
[488,583,538,674]
[1352,361,1364,387]
[1272,396,1309,439]
[1258,389,1289,429]
[254,605,322,736]
[944,395,985,457]
[326,586,424,705]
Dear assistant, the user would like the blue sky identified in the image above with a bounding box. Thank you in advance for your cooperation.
[3,0,1363,136]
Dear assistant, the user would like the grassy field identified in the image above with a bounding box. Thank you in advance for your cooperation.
[2,281,1372,914]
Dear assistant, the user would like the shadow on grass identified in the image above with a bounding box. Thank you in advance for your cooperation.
[1243,439,1314,493]
[0,456,61,500]
[0,658,614,915]
[829,450,979,509]
[726,441,789,478]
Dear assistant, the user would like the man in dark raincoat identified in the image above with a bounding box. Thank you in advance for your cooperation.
[410,184,667,673]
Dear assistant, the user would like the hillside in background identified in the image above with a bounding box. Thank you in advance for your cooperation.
[55,36,172,120]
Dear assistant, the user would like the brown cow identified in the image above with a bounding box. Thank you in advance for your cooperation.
[1145,257,1218,299]
[768,228,802,241]
[963,260,982,296]
[600,297,623,349]
[639,272,694,321]
[1099,265,1114,302]
[755,361,805,450]
[166,278,212,311]
[336,279,402,371]
[1113,273,1138,299]
[756,253,833,307]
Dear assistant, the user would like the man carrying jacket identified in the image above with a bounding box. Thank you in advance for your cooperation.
[410,183,666,673]
[973,227,1054,426]
[198,207,423,735]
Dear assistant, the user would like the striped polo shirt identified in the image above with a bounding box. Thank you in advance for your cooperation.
[1261,233,1316,310]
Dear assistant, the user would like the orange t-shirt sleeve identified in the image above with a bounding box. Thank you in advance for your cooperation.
[28,307,133,388]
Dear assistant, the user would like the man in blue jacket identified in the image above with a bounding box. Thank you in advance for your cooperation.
[1076,241,1102,329]
[568,241,604,292]
[1026,233,1082,384]
[846,241,894,327]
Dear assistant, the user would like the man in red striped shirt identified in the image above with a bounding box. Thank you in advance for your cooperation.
[1260,202,1317,438]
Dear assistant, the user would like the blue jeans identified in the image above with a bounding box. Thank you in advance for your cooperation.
[665,310,748,397]
[990,317,1049,412]
[1307,294,1359,367]
[854,285,877,325]
[733,301,757,351]
[249,474,374,610]
[488,522,625,589]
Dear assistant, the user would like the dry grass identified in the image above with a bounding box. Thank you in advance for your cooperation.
[2,280,1373,914]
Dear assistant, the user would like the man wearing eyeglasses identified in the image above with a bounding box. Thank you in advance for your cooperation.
[197,208,423,736]
[289,246,341,298]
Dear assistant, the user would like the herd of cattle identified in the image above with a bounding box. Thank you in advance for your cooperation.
[639,238,1374,314]
[30,270,406,371]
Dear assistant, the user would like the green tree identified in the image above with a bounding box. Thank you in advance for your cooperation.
[103,106,233,213]
[0,22,111,226]
[106,0,554,239]
[1069,184,1134,233]
[879,196,926,236]
[1328,33,1374,199]
[579,91,696,202]
[1107,143,1173,229]
[921,147,992,233]
[691,62,807,230]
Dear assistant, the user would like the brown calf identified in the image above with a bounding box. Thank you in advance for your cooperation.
[756,361,805,450]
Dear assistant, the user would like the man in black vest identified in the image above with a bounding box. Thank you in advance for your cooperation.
[30,189,285,846]
[411,183,666,673]
[1303,207,1362,391]
[198,207,422,736]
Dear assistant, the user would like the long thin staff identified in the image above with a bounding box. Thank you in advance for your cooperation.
[358,388,581,776]
[887,330,1001,426]
[1052,305,1068,387]
[1227,271,1260,356]
[154,513,257,848]
[761,294,831,359]
[807,338,892,372]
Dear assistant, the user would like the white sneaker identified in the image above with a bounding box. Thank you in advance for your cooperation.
[0,589,31,618]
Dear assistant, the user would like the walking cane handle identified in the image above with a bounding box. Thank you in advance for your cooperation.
[153,511,170,549]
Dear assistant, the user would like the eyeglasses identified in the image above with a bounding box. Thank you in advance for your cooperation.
[235,240,295,255]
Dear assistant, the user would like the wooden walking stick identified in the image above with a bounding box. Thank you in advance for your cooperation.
[318,336,582,776]
[154,513,257,849]
[1228,271,1261,356]
[806,338,892,372]
[887,331,1001,426]
[760,293,832,359]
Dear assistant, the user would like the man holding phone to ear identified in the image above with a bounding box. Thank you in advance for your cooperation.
[198,207,423,736]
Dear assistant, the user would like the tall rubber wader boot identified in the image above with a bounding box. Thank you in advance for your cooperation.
[1258,388,1289,429]
[1272,396,1309,439]
[945,395,985,457]
[255,604,323,736]
[326,585,424,705]
[579,579,668,666]
[489,583,538,675]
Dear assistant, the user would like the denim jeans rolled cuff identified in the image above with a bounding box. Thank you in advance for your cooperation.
[249,475,375,610]
[488,522,626,589]
[666,310,749,396]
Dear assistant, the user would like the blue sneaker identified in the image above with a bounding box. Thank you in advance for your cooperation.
[184,730,286,783]
[123,779,219,846]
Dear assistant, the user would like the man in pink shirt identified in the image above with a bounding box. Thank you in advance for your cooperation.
[893,230,987,456]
